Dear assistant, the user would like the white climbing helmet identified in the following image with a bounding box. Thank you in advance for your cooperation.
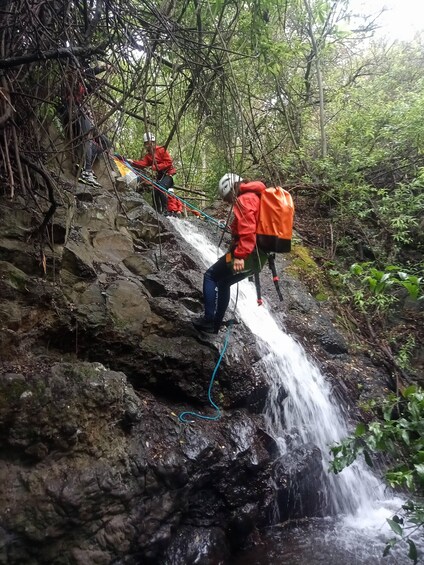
[143,132,155,143]
[168,188,174,193]
[218,173,241,199]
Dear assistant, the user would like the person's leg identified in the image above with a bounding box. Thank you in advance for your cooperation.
[157,174,173,213]
[215,270,248,325]
[91,137,105,169]
[194,255,247,332]
[203,256,229,321]
[77,112,102,187]
[78,113,94,172]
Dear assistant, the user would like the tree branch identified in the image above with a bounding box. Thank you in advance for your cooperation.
[0,45,106,69]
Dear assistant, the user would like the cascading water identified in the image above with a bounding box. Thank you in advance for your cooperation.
[172,219,414,563]
[173,219,382,509]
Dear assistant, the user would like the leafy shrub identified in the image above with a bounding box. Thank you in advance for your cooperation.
[330,386,424,562]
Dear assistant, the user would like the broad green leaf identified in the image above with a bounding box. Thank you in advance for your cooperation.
[403,385,418,398]
[354,422,367,437]
[383,538,397,557]
[387,518,403,536]
[401,430,410,445]
[407,539,418,564]
[414,463,424,480]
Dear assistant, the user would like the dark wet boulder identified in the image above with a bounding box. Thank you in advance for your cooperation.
[162,526,229,565]
[274,444,327,521]
[0,362,277,564]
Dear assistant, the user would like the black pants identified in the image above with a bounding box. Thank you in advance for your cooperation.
[153,173,173,213]
[203,250,268,324]
[204,255,251,324]
[60,106,106,172]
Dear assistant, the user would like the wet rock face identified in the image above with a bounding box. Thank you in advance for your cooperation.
[275,444,328,521]
[0,363,276,564]
[0,186,281,563]
[162,526,230,565]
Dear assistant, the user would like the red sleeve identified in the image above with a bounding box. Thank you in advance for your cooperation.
[232,193,260,259]
[132,153,151,168]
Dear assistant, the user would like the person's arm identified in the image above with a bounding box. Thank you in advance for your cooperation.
[232,194,259,263]
[130,153,151,169]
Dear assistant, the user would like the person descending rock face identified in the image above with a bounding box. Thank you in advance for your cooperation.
[193,173,268,334]
[167,188,183,217]
[60,61,112,187]
[128,133,176,214]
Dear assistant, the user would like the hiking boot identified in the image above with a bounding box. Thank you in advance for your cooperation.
[192,317,217,334]
[80,171,101,187]
[75,163,98,178]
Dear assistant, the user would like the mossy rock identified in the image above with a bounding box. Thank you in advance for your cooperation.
[287,245,321,282]
[0,260,28,292]
[287,246,330,300]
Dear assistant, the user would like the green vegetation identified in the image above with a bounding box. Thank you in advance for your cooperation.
[329,263,423,316]
[331,386,424,562]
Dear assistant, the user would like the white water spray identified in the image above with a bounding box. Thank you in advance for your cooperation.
[172,219,393,519]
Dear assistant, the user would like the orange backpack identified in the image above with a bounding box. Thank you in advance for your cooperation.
[256,186,294,253]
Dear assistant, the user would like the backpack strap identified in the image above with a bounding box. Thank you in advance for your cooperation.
[268,253,283,301]
[254,271,263,306]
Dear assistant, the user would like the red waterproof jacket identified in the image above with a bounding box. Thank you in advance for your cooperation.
[132,146,176,176]
[168,194,183,213]
[230,181,266,259]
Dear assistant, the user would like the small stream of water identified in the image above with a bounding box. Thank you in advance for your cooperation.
[172,219,415,563]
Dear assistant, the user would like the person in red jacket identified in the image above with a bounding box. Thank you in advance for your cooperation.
[167,188,183,217]
[193,173,268,334]
[60,62,112,187]
[129,133,176,214]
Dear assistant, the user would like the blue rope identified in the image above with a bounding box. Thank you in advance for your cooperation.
[178,322,233,423]
[116,156,227,230]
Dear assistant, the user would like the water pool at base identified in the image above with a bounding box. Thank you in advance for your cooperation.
[234,513,418,565]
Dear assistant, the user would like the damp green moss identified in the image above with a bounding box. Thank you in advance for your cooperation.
[287,245,320,277]
[287,245,328,301]
[0,261,28,292]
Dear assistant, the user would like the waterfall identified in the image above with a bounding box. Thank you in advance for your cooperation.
[172,219,387,517]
